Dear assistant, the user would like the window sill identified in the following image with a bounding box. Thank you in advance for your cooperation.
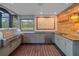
[21,31,35,33]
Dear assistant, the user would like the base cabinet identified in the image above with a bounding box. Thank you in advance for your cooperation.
[55,34,79,56]
[0,35,21,56]
[65,39,73,56]
[22,33,54,43]
[55,34,66,55]
[73,41,79,56]
[22,33,45,43]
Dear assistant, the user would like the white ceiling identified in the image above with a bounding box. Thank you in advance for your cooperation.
[0,3,72,15]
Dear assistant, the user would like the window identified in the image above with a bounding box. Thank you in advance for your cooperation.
[0,8,17,28]
[13,16,18,28]
[0,9,9,28]
[20,20,34,31]
[2,13,9,28]
[2,17,9,28]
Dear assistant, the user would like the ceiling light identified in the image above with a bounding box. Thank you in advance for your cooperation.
[40,12,43,15]
[53,12,57,15]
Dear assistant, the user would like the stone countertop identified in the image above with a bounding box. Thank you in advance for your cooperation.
[55,32,79,41]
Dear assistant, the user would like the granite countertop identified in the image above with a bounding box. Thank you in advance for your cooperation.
[55,32,79,41]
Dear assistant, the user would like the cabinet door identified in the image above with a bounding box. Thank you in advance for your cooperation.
[59,37,66,54]
[55,34,73,56]
[55,34,58,46]
[22,33,45,43]
[56,35,73,56]
[51,33,55,43]
[55,34,66,54]
[73,41,79,56]
[55,34,60,47]
[65,39,73,56]
[0,45,10,56]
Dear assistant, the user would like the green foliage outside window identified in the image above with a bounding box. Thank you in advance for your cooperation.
[21,20,34,31]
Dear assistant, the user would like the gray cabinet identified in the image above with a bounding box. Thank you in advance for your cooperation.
[55,34,66,54]
[73,41,79,56]
[22,33,54,43]
[22,33,45,43]
[0,35,21,56]
[55,34,73,56]
[55,34,60,47]
[65,39,73,56]
[55,34,79,56]
[59,37,66,54]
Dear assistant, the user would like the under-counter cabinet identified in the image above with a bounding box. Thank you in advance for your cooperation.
[22,33,45,43]
[55,34,67,55]
[55,34,79,56]
[0,35,21,56]
[22,33,54,43]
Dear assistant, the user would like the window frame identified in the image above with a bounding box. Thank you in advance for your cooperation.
[0,8,10,28]
[1,12,10,28]
[12,15,18,28]
[20,19,34,31]
[0,8,17,28]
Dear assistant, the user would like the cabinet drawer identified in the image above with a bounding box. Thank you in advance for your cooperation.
[0,45,10,56]
[9,38,21,53]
